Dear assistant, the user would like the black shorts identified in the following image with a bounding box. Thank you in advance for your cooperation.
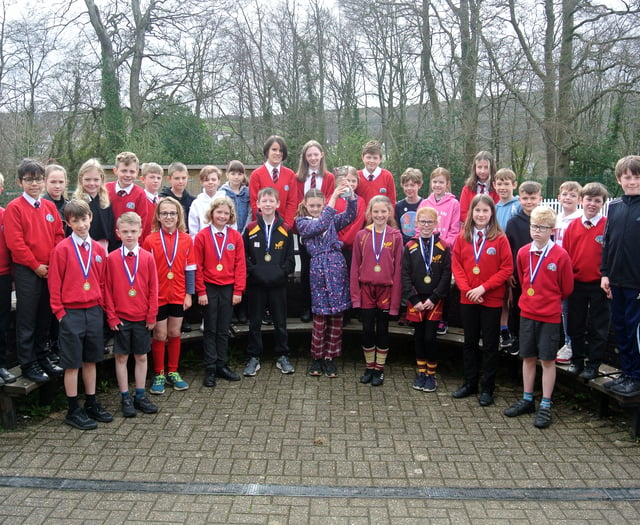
[157,303,184,322]
[58,306,104,368]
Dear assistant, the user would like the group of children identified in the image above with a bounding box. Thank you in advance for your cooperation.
[0,138,637,433]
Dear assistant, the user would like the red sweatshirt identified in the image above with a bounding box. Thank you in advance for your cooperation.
[143,230,196,305]
[194,226,246,297]
[0,208,12,276]
[105,246,159,325]
[106,182,149,237]
[48,236,108,320]
[249,164,298,228]
[357,169,396,206]
[452,232,513,308]
[5,196,64,270]
[350,225,404,315]
[562,216,606,283]
[517,242,574,323]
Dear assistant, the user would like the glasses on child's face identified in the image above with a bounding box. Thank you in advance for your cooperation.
[159,211,178,217]
[417,220,436,226]
[22,177,44,184]
[530,224,552,232]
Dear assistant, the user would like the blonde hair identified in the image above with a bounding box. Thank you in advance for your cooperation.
[74,159,110,209]
[152,196,186,233]
[205,196,236,225]
[117,211,142,228]
[530,206,556,228]
[365,195,396,227]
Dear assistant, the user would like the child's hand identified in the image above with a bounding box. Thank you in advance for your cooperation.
[109,321,122,331]
[232,294,242,306]
[35,264,48,278]
[413,301,424,311]
[423,299,435,310]
[183,294,192,310]
[507,275,516,288]
[146,322,156,331]
[466,285,486,303]
[198,294,208,306]
[601,276,612,299]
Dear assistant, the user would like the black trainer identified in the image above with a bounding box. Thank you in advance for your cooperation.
[504,398,535,417]
[360,368,375,384]
[534,406,552,428]
[65,407,97,430]
[121,396,137,418]
[371,369,384,386]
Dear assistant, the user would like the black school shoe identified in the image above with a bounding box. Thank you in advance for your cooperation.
[85,402,113,423]
[217,366,241,381]
[65,407,98,430]
[22,362,49,383]
[371,369,384,386]
[134,394,158,414]
[452,383,478,399]
[204,369,217,388]
[39,357,63,379]
[121,397,137,418]
[504,398,535,417]
[478,391,494,407]
[579,367,599,381]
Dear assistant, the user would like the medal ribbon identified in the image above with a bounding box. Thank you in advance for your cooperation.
[264,222,273,255]
[420,236,434,276]
[121,247,138,288]
[160,229,178,272]
[473,230,486,266]
[528,244,550,287]
[209,225,228,265]
[372,227,386,266]
[73,239,92,282]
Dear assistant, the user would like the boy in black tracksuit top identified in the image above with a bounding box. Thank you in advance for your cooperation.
[505,181,543,354]
[401,207,451,392]
[242,188,296,376]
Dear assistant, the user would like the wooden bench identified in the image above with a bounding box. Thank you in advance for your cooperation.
[556,362,640,438]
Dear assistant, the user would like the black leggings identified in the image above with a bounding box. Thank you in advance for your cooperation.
[360,308,390,349]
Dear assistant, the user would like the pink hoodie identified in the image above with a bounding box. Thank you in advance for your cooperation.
[419,192,461,247]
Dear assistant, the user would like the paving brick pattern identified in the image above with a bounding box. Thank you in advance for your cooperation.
[1,357,640,523]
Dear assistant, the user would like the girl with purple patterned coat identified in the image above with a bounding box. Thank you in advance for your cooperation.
[295,181,357,378]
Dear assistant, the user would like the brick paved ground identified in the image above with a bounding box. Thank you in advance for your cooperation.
[1,350,640,524]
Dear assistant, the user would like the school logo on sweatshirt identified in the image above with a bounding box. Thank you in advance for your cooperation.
[487,247,496,255]
[227,243,235,251]
[46,214,54,222]
[95,255,103,263]
[126,202,135,209]
[595,235,604,244]
[547,263,557,271]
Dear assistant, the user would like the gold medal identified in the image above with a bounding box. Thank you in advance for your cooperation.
[374,264,382,273]
[472,266,480,275]
[264,253,272,262]
[527,287,535,297]
[128,288,137,297]
[167,271,174,280]
[216,263,224,271]
[423,275,432,284]
[83,281,91,291]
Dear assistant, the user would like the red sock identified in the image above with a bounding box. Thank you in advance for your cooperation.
[167,336,181,373]
[151,339,166,375]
